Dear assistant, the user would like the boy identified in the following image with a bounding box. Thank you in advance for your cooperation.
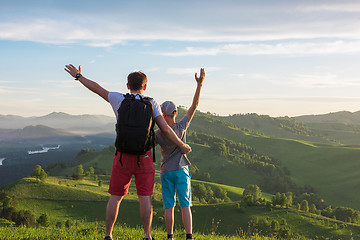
[64,64,191,240]
[155,68,205,240]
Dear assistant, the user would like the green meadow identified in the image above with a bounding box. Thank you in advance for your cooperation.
[187,111,360,210]
[2,110,360,239]
[2,171,360,239]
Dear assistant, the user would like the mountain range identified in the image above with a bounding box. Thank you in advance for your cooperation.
[3,110,360,146]
[0,112,115,134]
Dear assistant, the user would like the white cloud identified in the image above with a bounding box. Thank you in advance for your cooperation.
[299,2,360,12]
[202,94,360,103]
[2,2,360,48]
[0,87,11,93]
[158,41,360,56]
[0,85,41,95]
[290,73,360,88]
[167,67,221,76]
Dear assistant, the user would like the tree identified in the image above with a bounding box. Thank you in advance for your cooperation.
[214,187,230,201]
[31,165,47,182]
[39,169,48,182]
[65,219,72,228]
[37,213,50,227]
[243,184,262,205]
[272,192,282,207]
[271,220,280,232]
[0,207,16,221]
[321,206,333,218]
[300,200,309,212]
[286,192,293,208]
[13,210,36,227]
[72,165,84,180]
[3,196,13,208]
[76,165,84,176]
[213,142,227,156]
[32,165,42,177]
[89,167,95,176]
[334,206,359,223]
[309,203,317,214]
[189,165,199,177]
[279,193,288,208]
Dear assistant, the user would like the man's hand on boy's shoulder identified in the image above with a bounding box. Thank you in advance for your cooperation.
[180,143,192,154]
[195,68,205,85]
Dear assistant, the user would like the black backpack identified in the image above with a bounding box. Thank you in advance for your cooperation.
[115,93,155,166]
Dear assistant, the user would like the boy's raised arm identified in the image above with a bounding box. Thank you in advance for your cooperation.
[185,68,205,122]
[64,64,109,102]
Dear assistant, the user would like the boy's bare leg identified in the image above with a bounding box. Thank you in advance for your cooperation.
[164,207,175,235]
[106,195,124,237]
[181,206,192,234]
[139,195,153,239]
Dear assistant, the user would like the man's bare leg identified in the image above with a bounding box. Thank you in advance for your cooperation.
[139,195,153,239]
[164,207,175,235]
[105,195,124,237]
[181,206,192,235]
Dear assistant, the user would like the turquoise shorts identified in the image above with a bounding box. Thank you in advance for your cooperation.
[160,166,192,209]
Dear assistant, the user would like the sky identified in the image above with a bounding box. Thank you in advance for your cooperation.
[2,0,360,117]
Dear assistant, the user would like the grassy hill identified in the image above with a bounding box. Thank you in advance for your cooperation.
[3,175,360,239]
[294,110,360,145]
[0,223,277,240]
[295,111,360,124]
[176,110,360,210]
[215,113,335,144]
[3,109,360,239]
[41,109,360,210]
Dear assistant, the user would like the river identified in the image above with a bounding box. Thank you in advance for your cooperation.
[27,145,61,155]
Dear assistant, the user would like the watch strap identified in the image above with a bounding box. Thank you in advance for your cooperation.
[75,73,82,80]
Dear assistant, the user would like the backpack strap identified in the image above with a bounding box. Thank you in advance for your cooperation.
[137,155,140,167]
[151,126,155,162]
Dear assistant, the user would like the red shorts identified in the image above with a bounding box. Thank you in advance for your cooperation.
[108,150,155,196]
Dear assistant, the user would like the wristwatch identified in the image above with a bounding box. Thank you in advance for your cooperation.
[75,73,82,80]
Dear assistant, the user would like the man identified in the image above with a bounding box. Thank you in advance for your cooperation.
[155,68,205,240]
[64,64,191,240]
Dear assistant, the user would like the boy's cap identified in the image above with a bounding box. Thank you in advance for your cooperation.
[161,101,177,116]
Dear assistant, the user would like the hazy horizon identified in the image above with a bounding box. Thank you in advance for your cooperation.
[2,108,360,119]
[2,0,360,117]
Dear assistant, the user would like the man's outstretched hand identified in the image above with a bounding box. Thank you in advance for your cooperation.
[64,64,81,78]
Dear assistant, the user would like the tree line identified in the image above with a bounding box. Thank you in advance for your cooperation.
[187,131,306,195]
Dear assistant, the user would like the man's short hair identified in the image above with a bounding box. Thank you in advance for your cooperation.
[127,71,148,90]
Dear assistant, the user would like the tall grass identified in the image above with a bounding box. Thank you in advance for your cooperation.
[0,222,294,240]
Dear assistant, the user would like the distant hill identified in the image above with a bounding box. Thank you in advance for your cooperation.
[0,112,115,134]
[205,110,360,145]
[0,125,74,142]
[294,111,360,145]
[214,113,333,144]
[295,110,360,124]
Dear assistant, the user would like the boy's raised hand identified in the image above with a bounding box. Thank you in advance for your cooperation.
[195,68,205,85]
[64,64,81,78]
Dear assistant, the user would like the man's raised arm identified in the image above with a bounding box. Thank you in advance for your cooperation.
[185,68,205,122]
[155,115,192,154]
[64,64,109,102]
